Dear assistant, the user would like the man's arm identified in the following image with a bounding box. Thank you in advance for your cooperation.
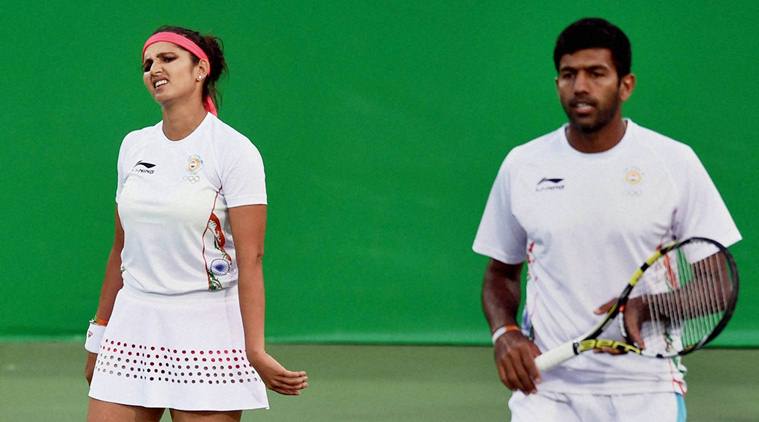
[482,258,541,394]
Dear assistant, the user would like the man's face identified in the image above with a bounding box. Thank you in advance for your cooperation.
[556,48,633,133]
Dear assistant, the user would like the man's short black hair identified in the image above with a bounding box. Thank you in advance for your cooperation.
[553,18,632,77]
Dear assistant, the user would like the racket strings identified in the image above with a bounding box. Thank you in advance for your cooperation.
[639,240,735,354]
[689,252,730,347]
[688,254,710,347]
[698,255,720,344]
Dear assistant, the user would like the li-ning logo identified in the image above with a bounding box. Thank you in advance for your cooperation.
[536,177,565,191]
[131,160,157,174]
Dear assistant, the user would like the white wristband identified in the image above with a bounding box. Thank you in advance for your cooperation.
[85,322,106,353]
[491,324,520,344]
[491,326,508,344]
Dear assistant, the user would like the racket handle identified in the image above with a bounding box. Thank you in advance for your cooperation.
[535,341,577,372]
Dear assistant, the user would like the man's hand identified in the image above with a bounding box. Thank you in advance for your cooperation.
[595,297,648,351]
[494,330,542,394]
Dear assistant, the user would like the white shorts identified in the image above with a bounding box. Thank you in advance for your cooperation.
[88,285,269,411]
[509,390,686,422]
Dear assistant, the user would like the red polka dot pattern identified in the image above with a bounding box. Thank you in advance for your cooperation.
[94,338,260,385]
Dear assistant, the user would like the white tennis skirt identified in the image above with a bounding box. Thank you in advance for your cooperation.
[88,284,269,411]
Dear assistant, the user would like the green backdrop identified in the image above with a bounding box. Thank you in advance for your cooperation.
[1,1,756,346]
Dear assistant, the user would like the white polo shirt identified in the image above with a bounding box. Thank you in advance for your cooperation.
[473,120,741,394]
[116,113,266,295]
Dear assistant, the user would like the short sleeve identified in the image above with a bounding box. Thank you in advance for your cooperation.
[219,139,267,207]
[671,148,741,247]
[472,153,528,264]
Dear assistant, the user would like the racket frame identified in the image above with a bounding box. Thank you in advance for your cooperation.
[534,237,739,372]
[620,237,739,358]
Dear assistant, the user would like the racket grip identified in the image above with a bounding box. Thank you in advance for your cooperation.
[534,341,576,372]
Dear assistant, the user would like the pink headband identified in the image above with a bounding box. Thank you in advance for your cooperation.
[142,31,218,116]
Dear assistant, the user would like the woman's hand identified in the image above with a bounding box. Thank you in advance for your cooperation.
[247,350,308,395]
[84,352,98,385]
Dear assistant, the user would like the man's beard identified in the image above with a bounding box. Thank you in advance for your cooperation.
[563,94,621,134]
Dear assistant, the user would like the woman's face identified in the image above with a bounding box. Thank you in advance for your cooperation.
[142,42,204,108]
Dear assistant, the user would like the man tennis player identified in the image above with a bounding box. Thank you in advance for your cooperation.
[473,18,741,421]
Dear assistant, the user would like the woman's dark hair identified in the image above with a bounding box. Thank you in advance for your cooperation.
[152,25,228,110]
[553,18,632,78]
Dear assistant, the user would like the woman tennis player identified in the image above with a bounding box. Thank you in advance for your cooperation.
[84,26,308,421]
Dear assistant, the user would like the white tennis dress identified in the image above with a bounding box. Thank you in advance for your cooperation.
[89,113,269,410]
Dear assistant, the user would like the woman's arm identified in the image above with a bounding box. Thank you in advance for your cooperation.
[94,208,126,320]
[84,208,125,384]
[229,204,308,395]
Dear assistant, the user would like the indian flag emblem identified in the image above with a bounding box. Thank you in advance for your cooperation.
[210,258,231,276]
[187,155,203,173]
[624,167,642,185]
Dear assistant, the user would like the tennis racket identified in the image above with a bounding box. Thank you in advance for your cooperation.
[535,237,739,372]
